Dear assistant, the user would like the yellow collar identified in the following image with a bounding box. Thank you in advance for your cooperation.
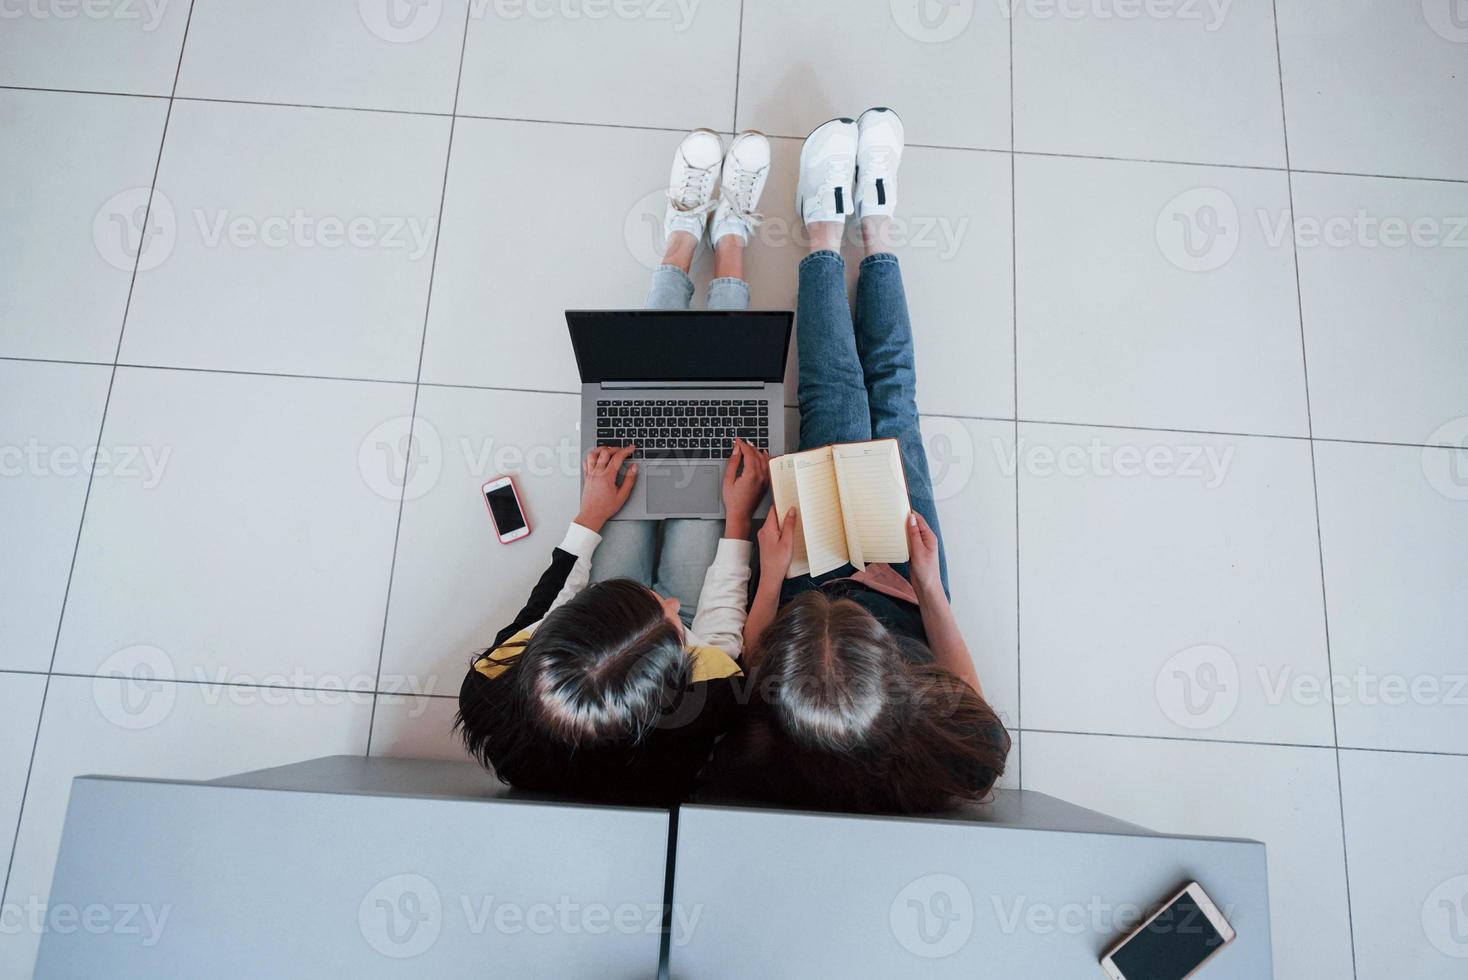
[473,628,742,683]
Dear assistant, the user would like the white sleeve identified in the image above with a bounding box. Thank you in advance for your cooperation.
[544,523,603,617]
[687,539,755,658]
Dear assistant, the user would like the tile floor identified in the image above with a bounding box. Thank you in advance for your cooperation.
[1,1,1466,976]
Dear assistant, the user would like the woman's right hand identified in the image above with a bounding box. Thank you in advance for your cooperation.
[906,510,945,602]
[758,506,799,583]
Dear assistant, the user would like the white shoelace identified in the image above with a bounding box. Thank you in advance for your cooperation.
[863,146,896,177]
[720,166,768,227]
[823,160,853,200]
[671,164,718,214]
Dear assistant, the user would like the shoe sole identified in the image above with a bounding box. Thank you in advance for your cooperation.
[857,106,900,127]
[803,116,856,140]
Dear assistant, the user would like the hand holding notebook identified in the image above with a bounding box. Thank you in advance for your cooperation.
[768,439,911,578]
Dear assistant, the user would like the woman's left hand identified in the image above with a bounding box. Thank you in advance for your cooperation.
[721,438,770,537]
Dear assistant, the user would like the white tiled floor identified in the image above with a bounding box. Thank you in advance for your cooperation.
[1,3,1465,977]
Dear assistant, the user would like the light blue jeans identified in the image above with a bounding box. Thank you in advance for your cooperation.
[588,264,750,625]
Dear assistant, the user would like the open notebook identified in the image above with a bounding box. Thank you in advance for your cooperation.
[769,439,911,578]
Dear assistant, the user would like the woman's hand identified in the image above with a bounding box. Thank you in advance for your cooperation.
[757,505,800,583]
[574,445,638,532]
[906,510,945,603]
[721,438,770,539]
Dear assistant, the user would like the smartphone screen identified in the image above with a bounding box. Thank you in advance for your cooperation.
[1109,892,1227,980]
[485,483,526,536]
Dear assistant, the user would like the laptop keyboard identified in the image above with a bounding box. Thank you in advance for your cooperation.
[596,398,770,460]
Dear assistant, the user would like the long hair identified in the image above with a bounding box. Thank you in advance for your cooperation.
[456,579,691,790]
[713,591,1010,814]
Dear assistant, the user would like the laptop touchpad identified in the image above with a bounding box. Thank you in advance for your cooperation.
[645,464,721,515]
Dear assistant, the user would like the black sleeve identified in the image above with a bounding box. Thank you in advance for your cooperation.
[491,547,580,649]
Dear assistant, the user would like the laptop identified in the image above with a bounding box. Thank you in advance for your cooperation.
[567,310,794,520]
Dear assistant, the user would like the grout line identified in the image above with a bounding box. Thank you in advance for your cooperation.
[1020,727,1335,752]
[420,379,581,398]
[1014,416,1311,442]
[1020,727,1468,761]
[0,355,113,370]
[6,354,1462,453]
[113,361,416,386]
[5,82,1467,186]
[36,670,456,699]
[173,93,452,118]
[1270,2,1356,973]
[1335,745,1468,760]
[1008,1,1022,792]
[0,83,169,101]
[6,355,1462,452]
[364,1,475,758]
[453,111,690,136]
[0,0,200,922]
[729,0,745,134]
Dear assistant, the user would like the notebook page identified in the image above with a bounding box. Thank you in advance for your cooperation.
[791,447,850,577]
[769,455,810,577]
[832,441,910,565]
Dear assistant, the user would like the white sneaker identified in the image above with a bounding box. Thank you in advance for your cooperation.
[855,107,904,220]
[664,128,724,245]
[710,131,770,247]
[796,117,858,227]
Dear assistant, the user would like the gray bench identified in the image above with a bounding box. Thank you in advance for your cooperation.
[669,795,1271,978]
[36,755,1271,978]
[35,756,671,979]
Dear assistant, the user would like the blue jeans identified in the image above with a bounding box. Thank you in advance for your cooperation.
[794,250,948,595]
[589,264,751,623]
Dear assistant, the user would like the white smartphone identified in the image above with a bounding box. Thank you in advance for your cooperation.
[1099,882,1235,980]
[481,476,531,544]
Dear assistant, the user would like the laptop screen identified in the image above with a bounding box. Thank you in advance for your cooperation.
[566,311,792,383]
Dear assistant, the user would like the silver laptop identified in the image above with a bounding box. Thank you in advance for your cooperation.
[567,310,793,520]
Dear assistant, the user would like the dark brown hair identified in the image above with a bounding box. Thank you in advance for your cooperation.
[712,591,1010,814]
[456,579,691,795]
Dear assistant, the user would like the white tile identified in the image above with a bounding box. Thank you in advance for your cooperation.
[0,90,169,362]
[457,0,740,129]
[1314,440,1468,754]
[1340,749,1468,979]
[1023,731,1354,980]
[52,368,413,688]
[997,734,1019,791]
[379,385,582,688]
[120,100,450,380]
[921,417,1019,735]
[736,0,1010,150]
[1018,424,1333,745]
[0,674,369,978]
[420,120,683,392]
[1015,155,1308,436]
[176,0,470,114]
[369,695,468,762]
[1277,0,1468,180]
[883,147,1014,420]
[0,673,47,894]
[0,0,191,95]
[1292,173,1468,445]
[0,361,112,672]
[1012,0,1286,166]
